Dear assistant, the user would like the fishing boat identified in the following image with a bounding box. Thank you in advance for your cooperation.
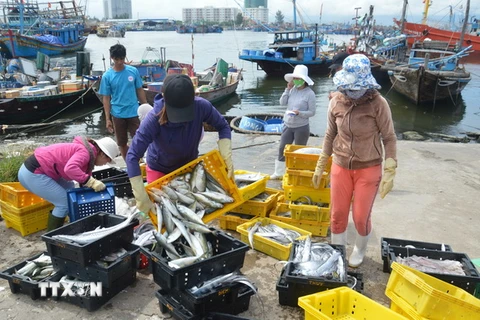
[383,41,472,105]
[238,0,331,76]
[229,113,318,136]
[0,0,87,58]
[398,0,479,51]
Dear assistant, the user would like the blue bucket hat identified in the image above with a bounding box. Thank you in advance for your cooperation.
[333,54,381,90]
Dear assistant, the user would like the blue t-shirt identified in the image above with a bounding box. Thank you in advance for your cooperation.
[98,65,143,118]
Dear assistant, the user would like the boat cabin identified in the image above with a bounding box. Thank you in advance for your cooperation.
[407,41,464,72]
[268,30,319,61]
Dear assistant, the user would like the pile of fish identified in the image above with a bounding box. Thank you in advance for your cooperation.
[247,221,301,249]
[146,161,235,269]
[14,254,56,281]
[188,271,257,297]
[397,256,466,275]
[292,147,322,154]
[275,196,329,218]
[58,275,95,296]
[132,222,156,247]
[234,172,266,189]
[95,247,128,268]
[289,237,346,281]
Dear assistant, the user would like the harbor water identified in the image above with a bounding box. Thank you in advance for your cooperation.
[44,31,480,140]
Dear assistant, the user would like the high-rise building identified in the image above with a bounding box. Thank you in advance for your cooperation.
[182,7,239,24]
[244,0,267,9]
[103,0,132,19]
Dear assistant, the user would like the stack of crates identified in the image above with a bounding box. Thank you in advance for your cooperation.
[0,182,54,236]
[270,144,332,237]
[140,230,255,319]
[66,185,116,222]
[40,212,140,311]
[92,167,132,198]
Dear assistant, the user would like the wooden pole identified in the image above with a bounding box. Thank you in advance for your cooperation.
[400,0,408,33]
[458,0,470,49]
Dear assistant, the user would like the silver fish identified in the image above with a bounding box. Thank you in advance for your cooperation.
[248,221,261,249]
[200,191,234,204]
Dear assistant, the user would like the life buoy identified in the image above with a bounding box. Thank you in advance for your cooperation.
[422,29,429,36]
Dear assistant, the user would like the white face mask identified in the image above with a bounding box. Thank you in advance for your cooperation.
[344,89,367,99]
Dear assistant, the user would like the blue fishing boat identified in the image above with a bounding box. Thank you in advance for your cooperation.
[239,0,331,76]
[0,0,87,58]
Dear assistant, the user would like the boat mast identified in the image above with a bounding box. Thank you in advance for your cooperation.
[458,0,470,48]
[293,0,297,30]
[421,0,430,25]
[400,0,408,34]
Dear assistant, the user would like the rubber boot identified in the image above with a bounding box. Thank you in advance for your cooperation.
[270,160,285,180]
[47,212,66,231]
[331,231,347,246]
[349,233,370,268]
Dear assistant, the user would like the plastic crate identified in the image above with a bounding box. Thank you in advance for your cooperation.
[236,217,312,261]
[204,313,251,320]
[92,167,127,180]
[42,212,139,267]
[0,252,62,300]
[298,287,409,320]
[217,213,256,231]
[282,182,331,204]
[66,185,115,222]
[283,144,332,171]
[230,187,282,217]
[167,281,256,316]
[234,170,269,201]
[381,237,453,273]
[1,200,53,236]
[387,246,480,295]
[92,168,132,198]
[270,203,330,237]
[51,243,140,287]
[141,229,249,290]
[386,262,480,320]
[284,168,330,189]
[0,182,46,208]
[55,268,136,312]
[156,285,255,320]
[146,150,244,228]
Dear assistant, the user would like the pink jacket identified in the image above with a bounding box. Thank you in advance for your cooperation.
[33,136,98,184]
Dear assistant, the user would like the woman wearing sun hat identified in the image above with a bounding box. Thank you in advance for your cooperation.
[18,136,120,230]
[270,64,317,179]
[311,54,397,267]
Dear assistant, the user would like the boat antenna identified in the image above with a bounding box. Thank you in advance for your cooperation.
[102,54,106,71]
[458,0,470,49]
[191,33,195,70]
[293,0,297,30]
[353,7,362,41]
[400,0,408,34]
[421,0,430,25]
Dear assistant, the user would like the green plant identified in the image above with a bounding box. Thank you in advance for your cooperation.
[0,147,34,182]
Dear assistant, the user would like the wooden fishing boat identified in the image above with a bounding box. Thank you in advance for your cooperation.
[230,113,318,137]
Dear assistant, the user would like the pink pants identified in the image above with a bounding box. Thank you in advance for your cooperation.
[146,165,166,184]
[330,162,382,236]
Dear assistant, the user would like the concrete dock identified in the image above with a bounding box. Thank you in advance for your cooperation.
[1,132,479,320]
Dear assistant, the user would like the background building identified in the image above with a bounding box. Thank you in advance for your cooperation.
[182,7,239,24]
[103,0,132,19]
[244,7,268,24]
[244,0,268,9]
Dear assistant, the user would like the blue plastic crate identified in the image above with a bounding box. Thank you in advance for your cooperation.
[67,185,115,222]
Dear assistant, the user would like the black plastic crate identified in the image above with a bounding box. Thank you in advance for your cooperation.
[168,281,256,316]
[381,237,453,273]
[42,212,139,267]
[276,269,364,307]
[55,268,136,312]
[156,285,255,320]
[387,246,480,295]
[92,167,127,181]
[51,243,139,287]
[0,252,62,300]
[205,313,253,320]
[142,229,249,290]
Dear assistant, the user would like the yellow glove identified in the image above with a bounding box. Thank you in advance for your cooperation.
[312,153,330,189]
[130,175,155,219]
[218,138,234,179]
[379,158,397,199]
[85,177,106,192]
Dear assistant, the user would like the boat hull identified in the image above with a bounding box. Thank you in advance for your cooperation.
[0,89,98,124]
[387,66,471,104]
[239,55,330,76]
[0,34,88,58]
[403,22,480,51]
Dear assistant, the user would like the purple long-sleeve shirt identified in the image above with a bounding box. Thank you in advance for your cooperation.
[126,95,231,177]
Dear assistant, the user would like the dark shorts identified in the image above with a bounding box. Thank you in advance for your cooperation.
[112,116,140,147]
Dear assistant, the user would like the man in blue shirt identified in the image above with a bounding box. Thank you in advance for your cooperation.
[99,44,149,160]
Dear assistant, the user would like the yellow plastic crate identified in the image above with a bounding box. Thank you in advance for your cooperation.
[0,182,46,208]
[217,213,256,231]
[288,201,330,222]
[140,163,147,178]
[386,262,480,320]
[231,187,282,217]
[234,170,270,201]
[284,144,332,171]
[146,150,244,227]
[236,217,311,261]
[1,201,52,236]
[298,287,409,320]
[282,181,331,204]
[285,168,330,189]
[270,203,330,237]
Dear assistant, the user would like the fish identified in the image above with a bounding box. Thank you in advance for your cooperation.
[176,203,206,225]
[234,172,265,182]
[152,231,181,259]
[191,193,224,209]
[292,147,322,154]
[200,191,234,203]
[248,221,261,249]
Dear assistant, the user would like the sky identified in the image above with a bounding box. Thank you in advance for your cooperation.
[84,0,478,26]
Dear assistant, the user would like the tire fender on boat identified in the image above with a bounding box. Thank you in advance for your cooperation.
[422,29,429,36]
